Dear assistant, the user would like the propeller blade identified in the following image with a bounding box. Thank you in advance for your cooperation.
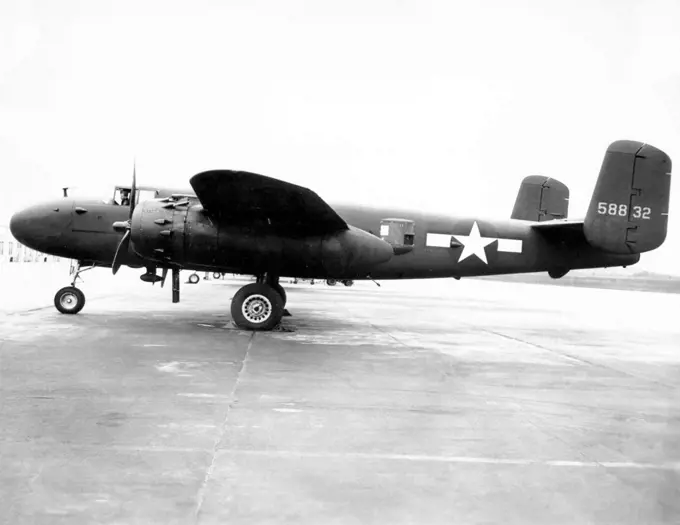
[112,230,131,275]
[160,267,168,288]
[129,159,137,219]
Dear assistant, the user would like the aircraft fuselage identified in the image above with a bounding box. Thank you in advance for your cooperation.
[10,197,638,280]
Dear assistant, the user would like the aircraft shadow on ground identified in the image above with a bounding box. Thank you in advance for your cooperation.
[68,303,367,336]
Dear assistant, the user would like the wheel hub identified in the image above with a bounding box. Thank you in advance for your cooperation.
[242,294,272,324]
[60,292,78,310]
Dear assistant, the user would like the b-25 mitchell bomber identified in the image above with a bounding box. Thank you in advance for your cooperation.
[10,140,672,330]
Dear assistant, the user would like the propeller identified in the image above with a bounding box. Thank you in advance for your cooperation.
[130,159,137,216]
[111,160,137,275]
[112,231,130,275]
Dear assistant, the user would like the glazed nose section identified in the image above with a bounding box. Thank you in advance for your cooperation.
[9,200,72,252]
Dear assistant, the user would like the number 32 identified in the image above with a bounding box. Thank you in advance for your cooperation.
[632,206,651,219]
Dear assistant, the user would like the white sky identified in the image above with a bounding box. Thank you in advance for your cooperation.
[1,0,679,272]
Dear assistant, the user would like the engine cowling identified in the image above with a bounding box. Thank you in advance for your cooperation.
[129,198,197,262]
[129,198,393,276]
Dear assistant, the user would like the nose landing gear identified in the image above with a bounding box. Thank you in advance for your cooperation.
[55,261,95,314]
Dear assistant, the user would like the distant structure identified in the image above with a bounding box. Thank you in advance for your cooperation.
[0,224,62,264]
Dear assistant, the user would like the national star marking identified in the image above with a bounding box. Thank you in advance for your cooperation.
[451,221,497,264]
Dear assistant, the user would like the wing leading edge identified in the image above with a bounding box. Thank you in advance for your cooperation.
[189,170,348,236]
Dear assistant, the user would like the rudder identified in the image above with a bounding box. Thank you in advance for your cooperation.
[584,140,671,254]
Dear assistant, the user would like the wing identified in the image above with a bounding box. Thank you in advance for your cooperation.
[531,218,585,244]
[189,170,348,236]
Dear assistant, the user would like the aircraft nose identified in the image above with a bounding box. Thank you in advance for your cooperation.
[9,201,71,252]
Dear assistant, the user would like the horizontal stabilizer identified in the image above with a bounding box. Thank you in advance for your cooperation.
[511,176,569,222]
[190,170,348,236]
[531,218,584,244]
[584,140,671,254]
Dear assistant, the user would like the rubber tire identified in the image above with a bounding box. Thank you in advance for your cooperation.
[342,280,354,287]
[188,273,200,284]
[54,286,86,314]
[270,282,287,307]
[231,283,284,331]
[326,279,337,286]
[213,272,222,279]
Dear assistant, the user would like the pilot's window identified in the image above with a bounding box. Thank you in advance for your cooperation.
[112,187,132,206]
[404,234,415,246]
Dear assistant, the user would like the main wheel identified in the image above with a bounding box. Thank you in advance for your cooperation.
[213,272,222,279]
[342,280,354,287]
[270,282,287,307]
[326,279,337,286]
[54,286,86,314]
[188,273,200,284]
[231,283,284,331]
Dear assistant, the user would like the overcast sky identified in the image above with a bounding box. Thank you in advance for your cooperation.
[2,0,679,272]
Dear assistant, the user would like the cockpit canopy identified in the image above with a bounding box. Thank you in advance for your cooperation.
[61,183,194,205]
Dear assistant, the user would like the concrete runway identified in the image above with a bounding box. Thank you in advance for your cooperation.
[1,266,680,524]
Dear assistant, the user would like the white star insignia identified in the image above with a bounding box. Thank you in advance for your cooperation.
[452,221,497,264]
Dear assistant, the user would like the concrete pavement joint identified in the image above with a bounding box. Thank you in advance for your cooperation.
[481,328,676,390]
[193,331,255,522]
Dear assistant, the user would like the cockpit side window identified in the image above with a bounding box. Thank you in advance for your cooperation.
[111,187,158,206]
[136,189,158,204]
[113,187,132,206]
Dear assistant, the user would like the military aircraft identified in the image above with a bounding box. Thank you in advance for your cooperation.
[9,140,672,330]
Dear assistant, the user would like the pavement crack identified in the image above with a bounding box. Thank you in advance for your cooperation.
[480,328,675,390]
[193,331,255,522]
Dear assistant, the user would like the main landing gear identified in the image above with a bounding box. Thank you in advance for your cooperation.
[54,262,96,314]
[230,276,289,331]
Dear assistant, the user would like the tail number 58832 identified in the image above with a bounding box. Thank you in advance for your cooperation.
[597,202,651,219]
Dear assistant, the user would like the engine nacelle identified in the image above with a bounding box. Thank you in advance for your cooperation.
[129,199,393,276]
[320,225,394,275]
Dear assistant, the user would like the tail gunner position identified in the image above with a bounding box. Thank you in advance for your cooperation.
[10,140,672,330]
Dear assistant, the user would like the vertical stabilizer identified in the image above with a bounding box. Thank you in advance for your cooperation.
[584,140,671,254]
[511,176,569,221]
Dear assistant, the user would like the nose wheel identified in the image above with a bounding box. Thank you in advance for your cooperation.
[54,286,86,314]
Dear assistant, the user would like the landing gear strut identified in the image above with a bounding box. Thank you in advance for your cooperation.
[54,261,95,314]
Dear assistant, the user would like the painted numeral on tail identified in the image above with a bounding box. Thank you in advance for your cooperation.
[597,202,651,220]
[632,206,652,220]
